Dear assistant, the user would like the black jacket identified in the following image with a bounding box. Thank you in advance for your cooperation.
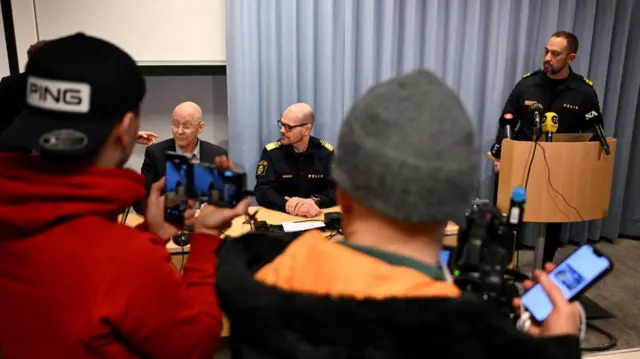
[133,138,227,213]
[0,73,26,136]
[492,68,601,157]
[254,136,336,212]
[217,233,581,359]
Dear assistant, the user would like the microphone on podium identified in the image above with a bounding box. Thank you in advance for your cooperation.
[541,112,559,142]
[585,110,611,156]
[489,113,516,160]
[530,103,544,139]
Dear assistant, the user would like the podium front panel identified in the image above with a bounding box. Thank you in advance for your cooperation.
[496,138,616,223]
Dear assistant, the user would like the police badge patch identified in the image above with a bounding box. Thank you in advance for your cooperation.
[256,160,267,176]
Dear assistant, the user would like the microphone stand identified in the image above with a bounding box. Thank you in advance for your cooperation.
[504,125,513,140]
[533,111,542,141]
[595,124,611,155]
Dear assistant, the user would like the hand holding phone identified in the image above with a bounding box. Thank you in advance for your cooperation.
[517,245,612,337]
[146,177,196,242]
[521,245,612,323]
[522,269,582,337]
[192,199,251,235]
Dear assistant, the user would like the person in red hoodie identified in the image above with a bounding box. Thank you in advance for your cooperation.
[0,33,249,358]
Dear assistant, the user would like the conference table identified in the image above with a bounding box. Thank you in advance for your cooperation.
[122,206,460,337]
[122,205,460,254]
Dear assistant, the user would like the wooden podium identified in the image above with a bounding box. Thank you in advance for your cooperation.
[496,134,616,269]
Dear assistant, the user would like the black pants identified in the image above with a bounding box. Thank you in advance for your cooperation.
[543,223,562,264]
[493,174,562,264]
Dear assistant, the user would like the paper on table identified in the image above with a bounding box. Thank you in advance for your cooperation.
[281,221,325,232]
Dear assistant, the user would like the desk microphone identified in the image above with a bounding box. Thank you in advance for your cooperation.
[530,103,544,140]
[585,111,611,155]
[541,112,559,142]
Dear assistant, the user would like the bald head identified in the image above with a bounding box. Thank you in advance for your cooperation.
[171,101,204,150]
[284,103,314,126]
[279,103,314,147]
[172,101,203,121]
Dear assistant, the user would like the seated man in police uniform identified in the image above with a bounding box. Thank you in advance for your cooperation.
[254,103,336,217]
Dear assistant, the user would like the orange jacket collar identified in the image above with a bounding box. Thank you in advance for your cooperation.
[255,231,461,299]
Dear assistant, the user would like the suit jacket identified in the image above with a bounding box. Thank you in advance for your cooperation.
[0,73,27,136]
[133,138,227,213]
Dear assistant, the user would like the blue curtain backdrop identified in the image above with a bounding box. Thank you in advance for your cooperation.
[225,0,640,243]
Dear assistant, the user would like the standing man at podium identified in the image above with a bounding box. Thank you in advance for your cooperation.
[490,31,603,263]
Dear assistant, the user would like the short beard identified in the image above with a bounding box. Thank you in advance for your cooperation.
[547,66,563,75]
[545,60,568,75]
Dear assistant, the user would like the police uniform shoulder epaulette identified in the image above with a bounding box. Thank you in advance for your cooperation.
[319,139,334,152]
[578,74,594,87]
[264,141,282,151]
[522,69,542,79]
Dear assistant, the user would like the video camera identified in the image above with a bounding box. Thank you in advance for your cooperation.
[452,194,529,319]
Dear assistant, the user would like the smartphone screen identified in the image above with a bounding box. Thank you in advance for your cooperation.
[164,153,191,223]
[193,161,247,208]
[521,244,612,322]
[439,247,453,269]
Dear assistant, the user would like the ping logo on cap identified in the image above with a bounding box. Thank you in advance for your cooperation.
[27,76,91,113]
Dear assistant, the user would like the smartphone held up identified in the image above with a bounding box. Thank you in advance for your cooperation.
[164,152,192,224]
[193,161,247,208]
[163,152,248,224]
[521,244,613,323]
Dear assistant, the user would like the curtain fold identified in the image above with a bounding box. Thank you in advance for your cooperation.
[226,0,640,242]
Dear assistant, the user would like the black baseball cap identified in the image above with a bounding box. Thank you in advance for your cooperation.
[0,32,146,155]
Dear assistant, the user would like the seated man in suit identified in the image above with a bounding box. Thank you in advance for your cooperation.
[254,103,336,218]
[136,101,227,212]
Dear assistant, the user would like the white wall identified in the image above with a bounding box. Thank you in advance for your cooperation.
[14,0,225,66]
[0,5,11,77]
[10,0,37,71]
[125,75,229,172]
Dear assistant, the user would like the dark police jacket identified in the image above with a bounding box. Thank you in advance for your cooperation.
[254,136,336,212]
[492,68,601,157]
[216,231,581,359]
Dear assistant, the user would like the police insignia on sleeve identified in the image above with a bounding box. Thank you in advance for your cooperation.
[583,77,594,86]
[256,160,268,176]
[319,140,334,151]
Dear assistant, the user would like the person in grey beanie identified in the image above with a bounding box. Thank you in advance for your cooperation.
[215,69,582,359]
